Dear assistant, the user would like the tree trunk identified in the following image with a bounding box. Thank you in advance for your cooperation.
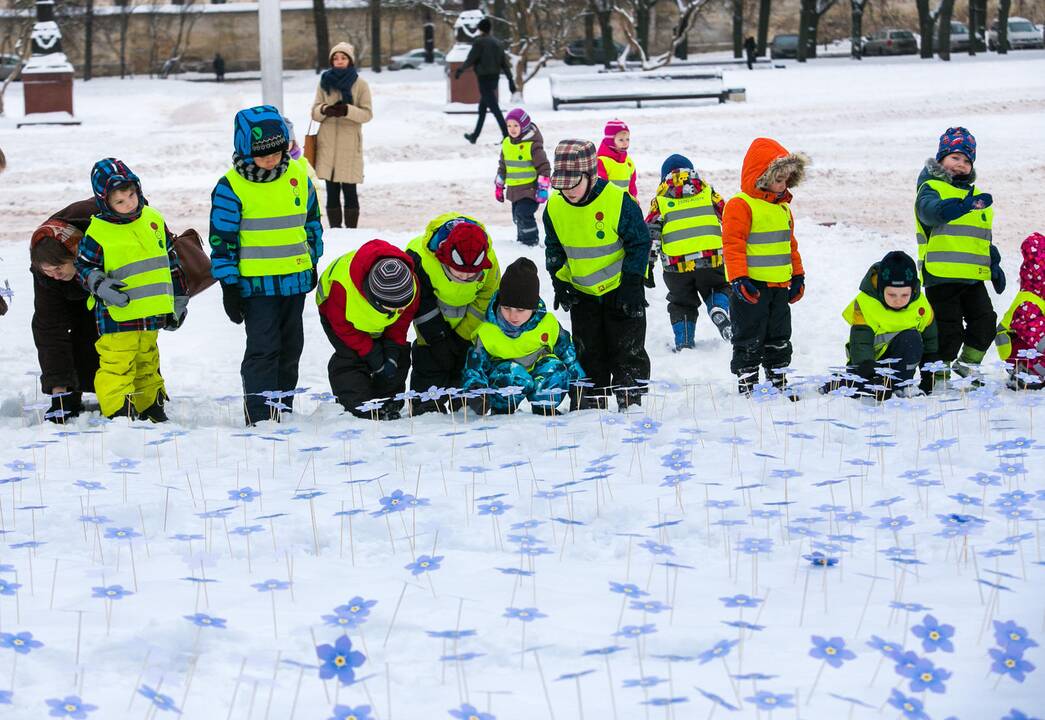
[84,0,95,81]
[118,7,129,79]
[584,10,595,64]
[732,0,743,58]
[312,0,331,73]
[492,0,507,42]
[756,0,771,56]
[637,0,652,56]
[850,0,864,60]
[797,0,809,62]
[937,0,954,60]
[974,0,987,52]
[593,0,615,69]
[997,0,1011,54]
[423,8,435,64]
[916,0,934,58]
[967,0,976,54]
[370,0,382,72]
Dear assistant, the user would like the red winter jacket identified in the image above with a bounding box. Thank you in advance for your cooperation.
[318,239,419,357]
[1008,232,1045,363]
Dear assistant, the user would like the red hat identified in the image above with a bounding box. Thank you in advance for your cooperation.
[434,221,492,273]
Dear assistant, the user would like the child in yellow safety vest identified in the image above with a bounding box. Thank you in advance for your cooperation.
[75,159,189,421]
[645,154,731,350]
[995,232,1045,388]
[597,119,637,200]
[915,126,1005,389]
[461,258,584,415]
[722,137,807,396]
[837,250,938,399]
[495,108,551,247]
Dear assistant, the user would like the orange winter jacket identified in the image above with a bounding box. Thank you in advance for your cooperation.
[722,138,805,287]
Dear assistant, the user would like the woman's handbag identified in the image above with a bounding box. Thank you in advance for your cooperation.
[303,119,318,167]
[172,228,217,298]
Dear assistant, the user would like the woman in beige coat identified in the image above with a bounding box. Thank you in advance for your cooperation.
[311,42,373,229]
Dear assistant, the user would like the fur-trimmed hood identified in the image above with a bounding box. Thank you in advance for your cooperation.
[740,137,809,202]
[918,158,976,189]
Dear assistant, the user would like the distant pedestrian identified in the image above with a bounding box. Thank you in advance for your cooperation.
[213,53,226,82]
[744,36,756,70]
[454,17,516,144]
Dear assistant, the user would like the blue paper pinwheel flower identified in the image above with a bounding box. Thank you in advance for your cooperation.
[316,635,367,685]
[887,689,929,720]
[406,555,443,576]
[746,691,794,711]
[448,704,495,720]
[809,636,855,668]
[911,614,954,653]
[329,705,372,720]
[45,695,98,718]
[0,631,43,654]
[503,607,546,623]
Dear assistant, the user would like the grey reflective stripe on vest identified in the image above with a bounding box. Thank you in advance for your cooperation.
[437,298,467,319]
[239,243,308,260]
[413,307,442,325]
[572,259,624,287]
[746,254,791,268]
[661,225,722,244]
[467,305,485,321]
[995,327,1009,347]
[747,230,791,245]
[916,231,928,246]
[664,205,717,222]
[610,179,630,188]
[240,214,308,231]
[562,241,623,260]
[931,223,992,241]
[504,160,534,172]
[923,251,991,267]
[510,347,549,368]
[109,256,170,281]
[874,331,901,349]
[123,282,174,301]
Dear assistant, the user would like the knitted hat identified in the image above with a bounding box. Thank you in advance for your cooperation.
[878,251,919,303]
[434,220,492,273]
[604,119,629,138]
[551,139,597,190]
[936,126,976,164]
[498,258,540,310]
[90,158,143,217]
[366,257,415,308]
[505,108,532,133]
[660,154,693,182]
[233,105,289,159]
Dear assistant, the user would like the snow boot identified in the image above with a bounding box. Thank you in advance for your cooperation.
[377,405,401,421]
[344,208,360,229]
[706,292,732,342]
[463,132,477,145]
[138,394,169,423]
[47,391,83,424]
[573,393,608,412]
[326,205,343,229]
[952,345,986,384]
[672,321,696,351]
[108,396,138,421]
[737,368,759,396]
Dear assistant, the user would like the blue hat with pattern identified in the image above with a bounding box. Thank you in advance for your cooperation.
[90,158,142,215]
[936,127,976,164]
[233,105,289,160]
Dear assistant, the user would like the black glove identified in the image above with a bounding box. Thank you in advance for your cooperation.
[612,274,646,318]
[643,261,656,289]
[364,344,385,374]
[788,274,805,304]
[428,335,460,372]
[552,277,579,312]
[454,68,463,80]
[322,103,349,118]
[165,295,189,331]
[990,245,1006,294]
[221,283,243,324]
[376,357,399,384]
[962,192,993,212]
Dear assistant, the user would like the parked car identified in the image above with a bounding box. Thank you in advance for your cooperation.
[389,48,445,71]
[563,38,626,66]
[988,17,1045,50]
[862,29,919,56]
[0,53,22,81]
[769,34,799,59]
[936,21,970,52]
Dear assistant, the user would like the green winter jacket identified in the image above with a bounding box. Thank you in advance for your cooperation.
[846,262,939,366]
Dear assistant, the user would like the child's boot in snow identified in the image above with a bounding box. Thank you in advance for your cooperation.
[706,292,732,342]
[108,396,138,421]
[672,321,696,351]
[737,368,759,396]
[952,345,986,383]
[138,394,168,423]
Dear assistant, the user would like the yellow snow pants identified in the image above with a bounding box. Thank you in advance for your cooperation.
[94,330,165,417]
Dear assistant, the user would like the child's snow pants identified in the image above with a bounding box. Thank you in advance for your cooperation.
[924,281,996,365]
[729,283,792,377]
[512,199,539,246]
[94,330,164,417]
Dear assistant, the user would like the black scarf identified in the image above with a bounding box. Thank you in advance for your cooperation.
[320,67,358,104]
[233,152,289,183]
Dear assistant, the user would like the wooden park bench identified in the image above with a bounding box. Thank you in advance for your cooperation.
[549,70,746,110]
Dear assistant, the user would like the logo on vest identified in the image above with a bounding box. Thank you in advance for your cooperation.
[918,307,925,316]
[540,333,549,342]
[594,211,605,239]
[289,177,301,207]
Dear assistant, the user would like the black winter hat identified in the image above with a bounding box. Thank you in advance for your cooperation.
[498,257,540,310]
[878,250,920,298]
[366,257,415,308]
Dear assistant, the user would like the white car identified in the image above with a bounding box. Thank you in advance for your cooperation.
[988,16,1044,50]
[388,48,446,70]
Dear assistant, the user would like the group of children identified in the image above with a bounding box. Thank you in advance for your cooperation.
[21,109,1045,425]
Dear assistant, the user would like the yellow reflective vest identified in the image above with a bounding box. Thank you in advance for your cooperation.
[501,137,536,187]
[842,291,934,360]
[915,179,993,281]
[655,187,722,260]
[475,312,560,371]
[548,183,626,296]
[730,191,794,283]
[316,251,415,336]
[995,291,1045,361]
[599,155,636,198]
[86,206,174,322]
[224,160,313,278]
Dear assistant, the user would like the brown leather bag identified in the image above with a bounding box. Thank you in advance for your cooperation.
[173,229,217,298]
[304,119,318,167]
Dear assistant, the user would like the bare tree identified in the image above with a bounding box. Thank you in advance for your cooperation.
[997,0,1012,53]
[0,27,31,117]
[313,0,331,72]
[614,0,715,69]
[592,0,616,69]
[492,0,580,94]
[756,0,771,56]
[797,0,838,62]
[850,0,868,58]
[936,0,954,60]
[915,0,953,59]
[732,0,743,58]
[371,0,382,71]
[84,0,94,80]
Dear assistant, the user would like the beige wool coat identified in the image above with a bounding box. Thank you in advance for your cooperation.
[310,42,373,185]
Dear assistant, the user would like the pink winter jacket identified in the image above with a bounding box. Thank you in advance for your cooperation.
[596,139,638,199]
[1008,232,1045,362]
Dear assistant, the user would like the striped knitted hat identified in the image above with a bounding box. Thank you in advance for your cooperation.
[506,108,531,133]
[366,257,415,308]
[604,119,629,138]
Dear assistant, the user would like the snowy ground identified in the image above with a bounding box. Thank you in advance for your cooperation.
[0,53,1043,719]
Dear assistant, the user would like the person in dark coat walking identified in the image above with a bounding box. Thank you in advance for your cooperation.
[743,36,757,70]
[454,17,516,144]
[213,53,226,82]
[28,199,101,422]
